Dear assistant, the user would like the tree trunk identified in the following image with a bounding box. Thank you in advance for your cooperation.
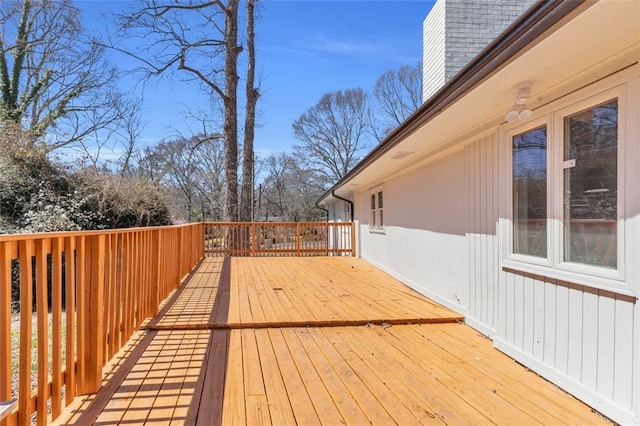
[240,0,258,223]
[223,0,240,222]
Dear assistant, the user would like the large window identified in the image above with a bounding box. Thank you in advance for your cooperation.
[506,82,626,285]
[563,100,618,268]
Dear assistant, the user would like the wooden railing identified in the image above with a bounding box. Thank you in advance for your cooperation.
[0,223,204,425]
[0,221,355,424]
[204,222,355,257]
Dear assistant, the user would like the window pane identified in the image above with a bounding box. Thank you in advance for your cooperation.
[378,191,383,209]
[379,210,384,227]
[513,126,547,257]
[371,194,376,210]
[563,99,617,268]
[371,210,376,227]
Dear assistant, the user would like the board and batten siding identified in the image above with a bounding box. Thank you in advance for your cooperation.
[356,124,637,422]
[466,124,637,421]
[465,134,500,336]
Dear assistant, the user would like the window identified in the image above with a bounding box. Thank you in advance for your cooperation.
[505,81,627,287]
[562,100,618,268]
[513,125,547,258]
[369,190,384,232]
[343,201,351,222]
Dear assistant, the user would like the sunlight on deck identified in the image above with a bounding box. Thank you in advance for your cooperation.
[54,257,609,425]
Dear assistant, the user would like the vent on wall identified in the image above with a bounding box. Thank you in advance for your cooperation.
[390,151,414,160]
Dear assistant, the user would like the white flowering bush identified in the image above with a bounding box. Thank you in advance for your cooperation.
[20,187,103,233]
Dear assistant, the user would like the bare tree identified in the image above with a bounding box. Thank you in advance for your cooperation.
[372,62,422,139]
[240,0,258,222]
[118,0,259,223]
[293,88,373,184]
[0,0,133,151]
[137,134,225,222]
[258,152,326,222]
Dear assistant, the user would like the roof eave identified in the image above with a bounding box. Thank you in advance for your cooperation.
[318,0,586,206]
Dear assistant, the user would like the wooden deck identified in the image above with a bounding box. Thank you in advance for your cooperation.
[56,257,609,425]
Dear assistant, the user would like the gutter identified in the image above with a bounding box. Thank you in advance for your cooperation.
[331,190,354,222]
[318,0,585,204]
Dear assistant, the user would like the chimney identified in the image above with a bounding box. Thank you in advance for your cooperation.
[422,0,536,102]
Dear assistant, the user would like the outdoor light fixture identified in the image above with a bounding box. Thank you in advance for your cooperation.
[505,82,533,122]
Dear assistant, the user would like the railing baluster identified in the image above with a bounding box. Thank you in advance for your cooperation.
[0,242,14,426]
[64,236,76,406]
[35,239,48,426]
[18,240,34,425]
[51,238,63,419]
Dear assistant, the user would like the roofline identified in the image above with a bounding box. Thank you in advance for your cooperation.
[318,0,585,204]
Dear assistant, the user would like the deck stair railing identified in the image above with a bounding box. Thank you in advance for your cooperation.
[0,221,354,425]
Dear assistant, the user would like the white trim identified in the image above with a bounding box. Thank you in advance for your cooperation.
[464,316,497,340]
[361,254,466,315]
[368,187,385,234]
[552,86,626,280]
[494,338,638,425]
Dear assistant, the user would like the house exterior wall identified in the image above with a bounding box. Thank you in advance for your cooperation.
[355,65,640,423]
[422,0,535,101]
[356,150,469,313]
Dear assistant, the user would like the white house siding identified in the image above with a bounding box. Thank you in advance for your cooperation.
[357,149,469,313]
[465,123,637,421]
[465,134,500,336]
[356,113,638,421]
[494,273,636,421]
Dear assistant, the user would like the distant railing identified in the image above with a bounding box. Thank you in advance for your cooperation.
[204,222,355,257]
[0,223,204,425]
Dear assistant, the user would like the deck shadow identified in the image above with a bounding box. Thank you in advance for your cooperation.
[65,258,231,426]
[185,257,231,426]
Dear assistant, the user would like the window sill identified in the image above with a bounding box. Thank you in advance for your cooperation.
[501,259,635,298]
[368,227,386,235]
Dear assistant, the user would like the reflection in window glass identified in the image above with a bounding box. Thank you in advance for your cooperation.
[564,99,617,268]
[513,126,547,257]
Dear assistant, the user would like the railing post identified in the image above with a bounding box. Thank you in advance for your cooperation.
[151,229,161,315]
[296,223,301,257]
[81,235,105,395]
[251,223,257,257]
[351,222,356,257]
[177,227,184,280]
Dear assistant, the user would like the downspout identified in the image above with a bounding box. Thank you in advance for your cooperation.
[315,201,329,222]
[332,190,354,222]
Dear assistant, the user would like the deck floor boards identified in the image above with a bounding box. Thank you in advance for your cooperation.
[55,257,610,425]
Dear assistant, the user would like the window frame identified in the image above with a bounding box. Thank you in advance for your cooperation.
[368,188,385,234]
[501,79,630,293]
[506,115,553,268]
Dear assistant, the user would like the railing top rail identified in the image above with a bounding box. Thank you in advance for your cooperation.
[0,222,202,242]
[204,221,353,226]
[0,221,355,243]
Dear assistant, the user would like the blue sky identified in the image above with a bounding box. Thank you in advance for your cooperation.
[77,0,434,157]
